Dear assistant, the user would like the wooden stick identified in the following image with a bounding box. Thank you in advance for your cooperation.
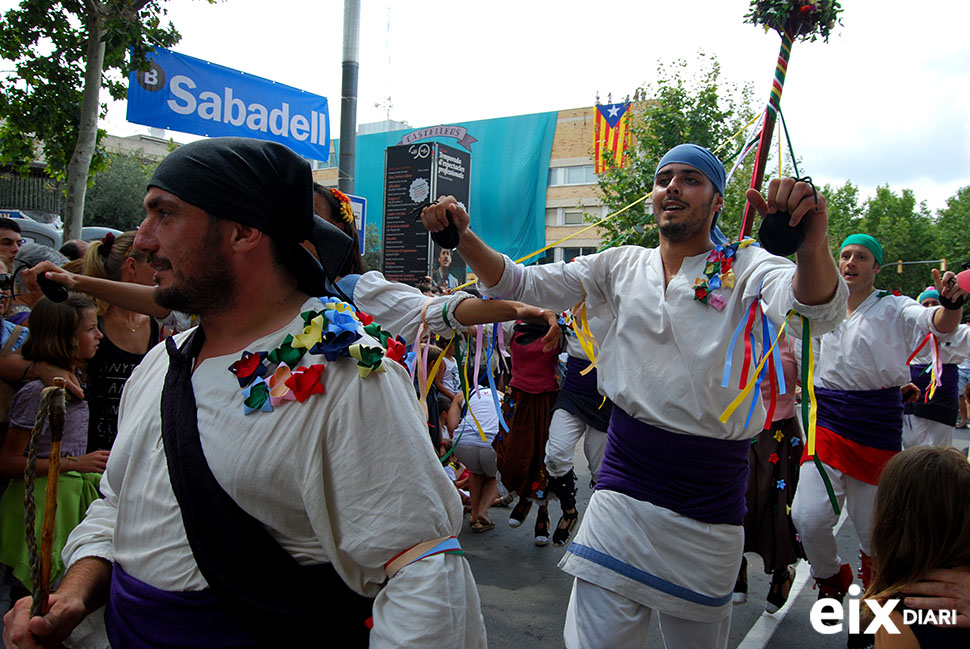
[38,378,66,616]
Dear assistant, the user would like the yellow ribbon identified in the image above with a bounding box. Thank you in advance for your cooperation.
[291,315,325,350]
[459,331,487,442]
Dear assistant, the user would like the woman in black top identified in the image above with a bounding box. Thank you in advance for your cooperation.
[82,232,159,451]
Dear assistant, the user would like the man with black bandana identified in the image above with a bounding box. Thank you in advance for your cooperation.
[2,138,487,649]
[422,143,847,648]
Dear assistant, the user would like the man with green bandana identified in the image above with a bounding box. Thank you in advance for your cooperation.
[791,232,965,648]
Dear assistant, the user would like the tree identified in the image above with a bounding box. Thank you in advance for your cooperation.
[362,223,382,272]
[595,53,757,249]
[83,150,154,231]
[934,186,970,280]
[0,0,183,240]
[859,186,938,298]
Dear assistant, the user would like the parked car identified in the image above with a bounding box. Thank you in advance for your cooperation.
[81,226,124,242]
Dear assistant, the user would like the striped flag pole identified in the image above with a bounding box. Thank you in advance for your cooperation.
[739,30,793,238]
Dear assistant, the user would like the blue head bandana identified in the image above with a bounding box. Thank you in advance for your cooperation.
[917,288,940,304]
[654,144,727,244]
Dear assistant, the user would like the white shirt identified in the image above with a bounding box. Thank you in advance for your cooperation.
[481,245,847,440]
[814,291,950,391]
[352,271,473,343]
[479,244,847,621]
[63,298,486,649]
[454,388,500,447]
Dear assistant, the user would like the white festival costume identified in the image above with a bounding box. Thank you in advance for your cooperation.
[479,245,846,623]
[63,297,487,649]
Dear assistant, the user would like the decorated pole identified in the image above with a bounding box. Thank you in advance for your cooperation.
[739,1,842,239]
[740,32,792,238]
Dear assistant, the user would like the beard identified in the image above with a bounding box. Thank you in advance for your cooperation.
[152,226,236,317]
[657,196,718,243]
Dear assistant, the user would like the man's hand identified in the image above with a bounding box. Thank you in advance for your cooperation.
[33,361,84,400]
[2,592,87,648]
[21,261,79,296]
[745,178,829,252]
[513,305,561,353]
[901,382,921,404]
[904,568,970,627]
[933,268,966,308]
[421,196,470,239]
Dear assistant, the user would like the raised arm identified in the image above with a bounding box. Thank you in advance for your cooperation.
[745,178,840,306]
[421,197,506,288]
[22,260,172,319]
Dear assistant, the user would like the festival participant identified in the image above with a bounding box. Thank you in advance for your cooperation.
[863,446,970,647]
[903,286,970,449]
[544,311,612,548]
[2,137,487,649]
[790,234,963,647]
[422,143,847,648]
[497,321,561,546]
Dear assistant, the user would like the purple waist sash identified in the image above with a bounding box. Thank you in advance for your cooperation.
[105,563,259,649]
[561,356,599,395]
[596,407,749,525]
[908,363,959,400]
[815,386,903,452]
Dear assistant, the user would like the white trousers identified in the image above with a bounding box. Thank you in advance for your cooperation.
[791,460,877,579]
[545,409,608,481]
[902,414,954,449]
[564,578,731,649]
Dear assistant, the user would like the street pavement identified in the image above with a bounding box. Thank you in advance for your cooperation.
[462,426,970,648]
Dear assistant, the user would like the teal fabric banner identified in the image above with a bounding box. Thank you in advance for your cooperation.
[352,111,558,264]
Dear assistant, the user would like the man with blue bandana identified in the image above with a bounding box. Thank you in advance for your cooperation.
[903,287,970,449]
[790,233,963,647]
[422,143,847,648]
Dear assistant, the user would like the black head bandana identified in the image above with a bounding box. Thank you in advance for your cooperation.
[148,137,352,295]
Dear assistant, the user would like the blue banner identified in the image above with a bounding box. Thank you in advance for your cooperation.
[352,111,558,264]
[127,48,329,161]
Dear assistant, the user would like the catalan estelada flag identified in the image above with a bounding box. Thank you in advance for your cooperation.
[594,102,631,174]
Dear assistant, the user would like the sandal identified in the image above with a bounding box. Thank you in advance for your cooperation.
[508,499,532,528]
[534,507,550,546]
[765,565,796,614]
[552,509,579,547]
[471,520,496,533]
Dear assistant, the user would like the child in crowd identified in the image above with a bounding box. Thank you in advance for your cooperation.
[0,294,107,592]
[865,446,970,648]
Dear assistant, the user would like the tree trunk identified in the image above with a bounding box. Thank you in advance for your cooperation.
[63,12,105,242]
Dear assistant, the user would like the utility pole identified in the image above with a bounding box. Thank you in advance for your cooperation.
[338,0,360,194]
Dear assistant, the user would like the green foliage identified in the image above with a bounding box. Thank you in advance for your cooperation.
[822,182,945,298]
[743,0,842,41]
[0,1,181,181]
[935,187,970,280]
[362,223,382,272]
[83,151,153,231]
[595,53,757,249]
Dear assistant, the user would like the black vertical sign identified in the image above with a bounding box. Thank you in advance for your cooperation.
[382,143,434,284]
[429,143,472,289]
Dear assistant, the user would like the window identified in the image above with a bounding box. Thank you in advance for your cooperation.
[561,247,596,262]
[563,210,585,225]
[547,165,596,186]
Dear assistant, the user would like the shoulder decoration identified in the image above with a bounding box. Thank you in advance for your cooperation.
[227,299,407,414]
[693,238,757,311]
[875,289,901,299]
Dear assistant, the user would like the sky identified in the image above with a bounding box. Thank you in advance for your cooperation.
[8,0,970,212]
